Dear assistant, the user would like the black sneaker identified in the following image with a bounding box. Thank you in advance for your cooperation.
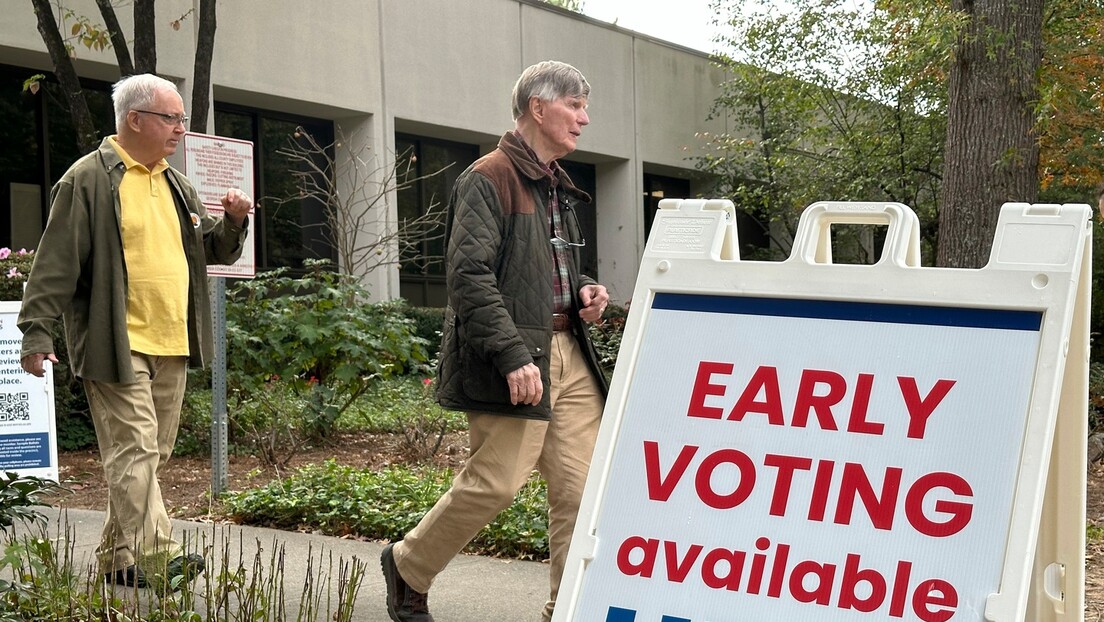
[381,543,433,622]
[104,565,148,588]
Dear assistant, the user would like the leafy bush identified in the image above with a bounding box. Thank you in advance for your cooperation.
[223,460,550,560]
[176,380,212,457]
[0,248,34,302]
[344,376,465,461]
[399,305,445,360]
[225,260,430,450]
[0,472,63,531]
[588,303,628,381]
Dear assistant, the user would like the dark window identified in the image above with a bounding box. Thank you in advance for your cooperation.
[214,105,334,273]
[0,65,114,251]
[396,134,478,307]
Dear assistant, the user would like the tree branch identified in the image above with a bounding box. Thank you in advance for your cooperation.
[94,0,133,75]
[31,0,99,152]
[133,0,156,74]
[189,0,217,131]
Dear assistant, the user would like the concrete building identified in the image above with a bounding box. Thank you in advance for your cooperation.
[0,0,731,304]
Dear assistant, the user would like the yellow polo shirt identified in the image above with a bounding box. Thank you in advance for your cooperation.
[108,137,190,356]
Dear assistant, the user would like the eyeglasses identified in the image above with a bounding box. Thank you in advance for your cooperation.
[550,234,586,248]
[550,204,586,247]
[133,109,189,126]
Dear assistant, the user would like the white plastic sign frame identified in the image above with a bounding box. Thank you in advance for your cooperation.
[555,200,1089,622]
[0,301,57,482]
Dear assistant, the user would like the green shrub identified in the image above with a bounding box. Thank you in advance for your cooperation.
[0,248,34,302]
[399,305,445,360]
[222,460,550,560]
[225,260,430,445]
[175,380,212,457]
[0,472,63,531]
[347,376,464,433]
[588,303,628,381]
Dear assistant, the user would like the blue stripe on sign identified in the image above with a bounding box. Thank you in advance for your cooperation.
[661,617,692,622]
[606,607,636,621]
[652,293,1042,332]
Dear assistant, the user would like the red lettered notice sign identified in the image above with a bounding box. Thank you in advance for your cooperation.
[574,293,1041,622]
[179,132,256,278]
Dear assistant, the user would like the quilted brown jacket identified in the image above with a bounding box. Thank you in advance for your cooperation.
[435,132,609,419]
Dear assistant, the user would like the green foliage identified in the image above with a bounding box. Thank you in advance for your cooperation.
[0,473,63,532]
[541,0,585,12]
[176,382,213,458]
[223,460,550,560]
[588,304,628,381]
[346,376,465,462]
[0,249,33,302]
[54,411,96,452]
[0,522,365,621]
[225,260,430,451]
[702,0,959,262]
[399,304,445,361]
[1088,521,1104,544]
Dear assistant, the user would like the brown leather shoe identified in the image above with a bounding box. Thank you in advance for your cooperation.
[381,542,434,622]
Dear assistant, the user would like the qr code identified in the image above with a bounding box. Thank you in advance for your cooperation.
[0,393,30,422]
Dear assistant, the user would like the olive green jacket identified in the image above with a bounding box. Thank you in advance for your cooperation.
[18,138,247,383]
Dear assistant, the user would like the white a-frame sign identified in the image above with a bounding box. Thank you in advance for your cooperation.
[555,200,1091,622]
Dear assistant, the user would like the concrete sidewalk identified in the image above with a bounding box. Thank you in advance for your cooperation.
[28,507,549,621]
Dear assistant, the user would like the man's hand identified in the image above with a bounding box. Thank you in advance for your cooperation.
[21,353,57,378]
[506,362,543,405]
[221,188,253,228]
[578,284,609,324]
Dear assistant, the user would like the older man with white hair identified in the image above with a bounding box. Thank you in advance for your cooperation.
[18,73,251,591]
[381,60,610,622]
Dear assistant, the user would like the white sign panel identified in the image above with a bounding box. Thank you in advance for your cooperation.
[0,301,57,482]
[178,132,256,278]
[558,200,1090,622]
[573,294,1041,622]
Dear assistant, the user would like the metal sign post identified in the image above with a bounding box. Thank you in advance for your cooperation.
[171,131,255,497]
[209,276,229,495]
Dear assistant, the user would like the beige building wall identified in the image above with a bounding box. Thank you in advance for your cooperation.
[1,0,731,304]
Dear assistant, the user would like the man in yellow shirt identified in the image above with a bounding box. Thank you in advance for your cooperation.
[18,74,251,591]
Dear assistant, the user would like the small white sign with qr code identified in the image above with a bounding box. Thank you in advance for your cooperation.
[0,301,57,482]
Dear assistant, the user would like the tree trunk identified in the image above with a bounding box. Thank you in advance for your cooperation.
[133,0,157,74]
[30,0,99,153]
[94,0,133,76]
[936,0,1044,268]
[190,0,218,132]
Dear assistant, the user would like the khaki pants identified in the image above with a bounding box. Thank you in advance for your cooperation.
[85,352,187,573]
[394,331,604,620]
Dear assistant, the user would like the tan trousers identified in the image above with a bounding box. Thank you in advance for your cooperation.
[394,331,604,620]
[85,352,187,573]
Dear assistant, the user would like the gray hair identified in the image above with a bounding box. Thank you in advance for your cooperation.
[112,74,180,130]
[511,61,590,120]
